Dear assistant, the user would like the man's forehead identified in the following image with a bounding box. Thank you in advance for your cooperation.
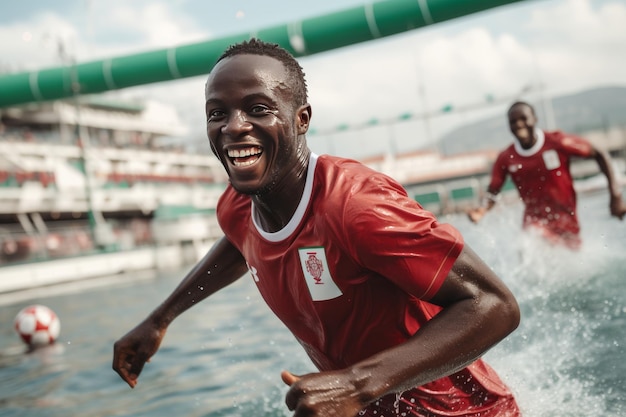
[509,104,533,116]
[206,54,289,97]
[212,54,286,79]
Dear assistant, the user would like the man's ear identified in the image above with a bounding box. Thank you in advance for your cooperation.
[297,104,312,135]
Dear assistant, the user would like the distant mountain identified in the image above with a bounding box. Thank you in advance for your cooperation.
[436,86,626,156]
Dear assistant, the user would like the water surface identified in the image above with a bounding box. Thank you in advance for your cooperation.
[0,190,624,416]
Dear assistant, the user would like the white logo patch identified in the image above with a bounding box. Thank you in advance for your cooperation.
[297,247,342,301]
[542,150,561,170]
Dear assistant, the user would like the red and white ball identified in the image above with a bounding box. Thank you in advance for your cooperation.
[14,305,61,347]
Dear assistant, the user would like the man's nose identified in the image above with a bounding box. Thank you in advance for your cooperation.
[221,110,252,136]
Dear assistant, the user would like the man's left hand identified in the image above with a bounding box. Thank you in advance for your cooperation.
[281,370,366,417]
[610,195,626,220]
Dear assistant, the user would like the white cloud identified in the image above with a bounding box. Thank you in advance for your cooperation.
[0,0,212,71]
[0,13,78,71]
[104,2,210,48]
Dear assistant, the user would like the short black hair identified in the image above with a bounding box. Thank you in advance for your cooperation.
[217,38,308,107]
[508,101,535,116]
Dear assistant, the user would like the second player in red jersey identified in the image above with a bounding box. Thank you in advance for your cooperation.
[469,102,626,249]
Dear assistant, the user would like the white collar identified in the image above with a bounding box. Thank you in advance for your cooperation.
[251,153,318,242]
[514,128,545,157]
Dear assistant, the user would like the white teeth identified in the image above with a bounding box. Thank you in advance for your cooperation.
[234,158,257,167]
[227,146,262,167]
[228,147,261,158]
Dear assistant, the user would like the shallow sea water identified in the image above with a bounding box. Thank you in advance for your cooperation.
[0,190,624,417]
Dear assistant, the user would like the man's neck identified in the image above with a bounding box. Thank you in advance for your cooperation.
[252,149,311,233]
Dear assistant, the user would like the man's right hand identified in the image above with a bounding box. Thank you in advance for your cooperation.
[112,320,166,388]
[609,194,626,220]
[467,207,487,224]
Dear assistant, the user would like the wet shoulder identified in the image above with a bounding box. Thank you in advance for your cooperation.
[545,130,593,156]
[315,155,408,204]
[496,144,517,163]
[314,155,418,228]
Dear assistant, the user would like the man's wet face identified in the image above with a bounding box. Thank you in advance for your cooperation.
[508,104,537,149]
[205,54,299,195]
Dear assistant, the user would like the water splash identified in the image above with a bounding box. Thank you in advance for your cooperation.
[453,192,626,417]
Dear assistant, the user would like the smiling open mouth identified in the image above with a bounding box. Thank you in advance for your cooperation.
[227,146,263,167]
[515,128,531,138]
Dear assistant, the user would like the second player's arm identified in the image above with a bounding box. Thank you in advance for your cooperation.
[467,186,500,223]
[591,146,626,219]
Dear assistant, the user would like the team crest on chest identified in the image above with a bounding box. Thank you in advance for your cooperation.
[298,247,342,301]
[542,149,561,170]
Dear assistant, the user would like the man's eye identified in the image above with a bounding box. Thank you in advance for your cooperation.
[250,105,273,115]
[207,110,225,121]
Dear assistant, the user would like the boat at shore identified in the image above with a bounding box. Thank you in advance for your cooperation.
[0,97,227,293]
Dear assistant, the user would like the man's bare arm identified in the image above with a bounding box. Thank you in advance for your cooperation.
[282,245,520,416]
[112,237,248,387]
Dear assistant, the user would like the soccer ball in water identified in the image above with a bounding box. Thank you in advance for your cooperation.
[14,305,61,347]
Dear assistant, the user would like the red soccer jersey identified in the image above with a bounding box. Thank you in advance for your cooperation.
[218,154,519,416]
[489,129,593,247]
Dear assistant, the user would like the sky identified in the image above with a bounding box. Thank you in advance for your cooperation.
[1,0,626,158]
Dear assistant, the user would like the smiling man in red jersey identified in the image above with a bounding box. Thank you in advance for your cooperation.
[113,39,522,417]
[468,101,626,250]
